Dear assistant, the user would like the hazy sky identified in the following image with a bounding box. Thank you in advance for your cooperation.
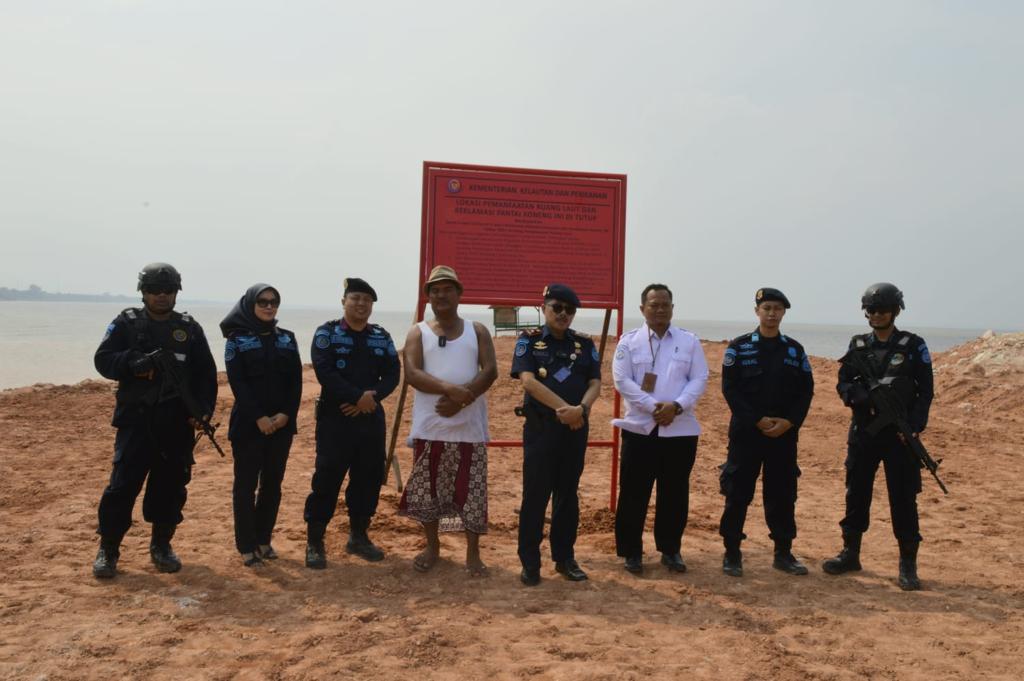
[2,1,1021,329]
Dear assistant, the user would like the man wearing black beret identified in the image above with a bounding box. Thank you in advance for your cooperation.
[303,277,401,568]
[718,287,814,578]
[511,283,602,586]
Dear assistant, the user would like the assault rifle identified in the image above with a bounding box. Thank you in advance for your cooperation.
[843,350,947,494]
[146,348,226,457]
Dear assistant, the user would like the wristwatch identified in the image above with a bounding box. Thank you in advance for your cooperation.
[673,401,683,415]
[580,403,591,419]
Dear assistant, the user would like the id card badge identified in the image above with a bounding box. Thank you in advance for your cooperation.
[553,366,572,383]
[641,372,658,393]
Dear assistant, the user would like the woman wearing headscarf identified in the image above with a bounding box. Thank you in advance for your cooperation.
[220,284,302,566]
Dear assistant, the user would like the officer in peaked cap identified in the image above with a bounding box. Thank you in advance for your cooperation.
[303,277,401,569]
[511,283,601,586]
[91,263,218,578]
[719,287,814,578]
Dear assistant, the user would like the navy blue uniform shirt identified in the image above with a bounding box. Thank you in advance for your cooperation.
[311,319,400,413]
[510,326,601,416]
[722,330,814,437]
[224,327,303,441]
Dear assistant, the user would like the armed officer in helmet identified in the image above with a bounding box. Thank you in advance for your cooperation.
[304,277,401,569]
[823,283,934,590]
[92,263,218,578]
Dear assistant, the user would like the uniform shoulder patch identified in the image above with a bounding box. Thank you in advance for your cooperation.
[224,339,237,362]
[723,347,737,367]
[918,342,932,364]
[591,345,600,362]
[102,322,116,341]
[515,336,529,357]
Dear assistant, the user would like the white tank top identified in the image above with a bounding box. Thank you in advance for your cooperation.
[410,320,489,443]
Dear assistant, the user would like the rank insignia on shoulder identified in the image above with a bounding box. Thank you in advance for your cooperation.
[524,327,543,337]
[173,329,188,342]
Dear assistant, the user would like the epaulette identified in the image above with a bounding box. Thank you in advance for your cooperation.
[371,323,388,334]
[179,312,193,323]
[523,327,543,337]
[567,328,589,340]
[122,307,141,320]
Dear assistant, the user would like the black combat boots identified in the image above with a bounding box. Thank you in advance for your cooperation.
[898,540,922,591]
[345,516,385,562]
[92,538,121,579]
[822,533,863,575]
[149,524,182,573]
[722,541,743,577]
[772,539,809,575]
[305,522,327,569]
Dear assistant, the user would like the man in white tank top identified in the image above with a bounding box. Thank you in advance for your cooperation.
[398,266,498,576]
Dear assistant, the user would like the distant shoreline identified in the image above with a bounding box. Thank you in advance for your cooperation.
[0,286,136,303]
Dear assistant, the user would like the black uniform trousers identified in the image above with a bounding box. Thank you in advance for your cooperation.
[231,431,292,554]
[304,413,386,525]
[840,429,922,542]
[614,430,698,557]
[518,417,588,570]
[97,404,194,543]
[718,431,800,545]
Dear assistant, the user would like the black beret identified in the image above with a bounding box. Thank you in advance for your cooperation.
[543,283,581,308]
[755,287,790,309]
[344,277,377,302]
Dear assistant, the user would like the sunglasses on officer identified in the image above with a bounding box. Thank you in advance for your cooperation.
[255,297,280,309]
[143,286,177,296]
[864,305,894,315]
[546,302,577,316]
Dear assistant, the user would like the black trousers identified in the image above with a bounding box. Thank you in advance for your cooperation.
[97,410,194,543]
[840,429,922,542]
[231,431,292,554]
[304,414,386,526]
[718,430,800,546]
[614,430,698,557]
[517,418,588,570]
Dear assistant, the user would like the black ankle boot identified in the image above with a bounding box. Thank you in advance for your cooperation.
[722,541,743,577]
[822,533,862,575]
[898,540,921,591]
[92,538,120,579]
[346,517,384,562]
[149,524,182,573]
[772,539,809,575]
[306,522,327,569]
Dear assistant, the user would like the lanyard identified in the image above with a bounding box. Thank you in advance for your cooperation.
[647,328,666,369]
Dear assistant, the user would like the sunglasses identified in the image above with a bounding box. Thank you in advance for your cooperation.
[144,286,176,295]
[255,298,280,309]
[547,302,577,315]
[864,306,891,315]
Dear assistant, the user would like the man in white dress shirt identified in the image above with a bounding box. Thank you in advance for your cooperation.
[612,284,709,574]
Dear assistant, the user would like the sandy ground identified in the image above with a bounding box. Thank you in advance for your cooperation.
[1,332,1022,681]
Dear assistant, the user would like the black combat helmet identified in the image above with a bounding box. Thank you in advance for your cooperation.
[861,282,904,310]
[137,263,183,292]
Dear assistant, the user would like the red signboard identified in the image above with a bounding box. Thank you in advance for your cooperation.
[420,162,627,308]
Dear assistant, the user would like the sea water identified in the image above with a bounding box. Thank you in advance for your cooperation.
[0,301,993,390]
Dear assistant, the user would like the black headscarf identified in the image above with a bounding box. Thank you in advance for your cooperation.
[220,283,280,338]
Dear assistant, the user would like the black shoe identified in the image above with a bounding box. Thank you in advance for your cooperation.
[242,552,263,568]
[520,567,541,586]
[346,535,385,562]
[256,544,278,560]
[722,549,743,577]
[773,552,809,575]
[898,541,921,591]
[149,543,182,573]
[555,559,588,581]
[92,543,120,579]
[822,534,863,575]
[624,555,643,574]
[661,552,687,573]
[305,542,327,570]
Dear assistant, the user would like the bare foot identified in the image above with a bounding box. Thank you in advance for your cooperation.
[413,547,439,573]
[466,557,488,577]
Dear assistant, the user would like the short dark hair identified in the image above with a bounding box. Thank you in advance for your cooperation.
[641,284,672,304]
